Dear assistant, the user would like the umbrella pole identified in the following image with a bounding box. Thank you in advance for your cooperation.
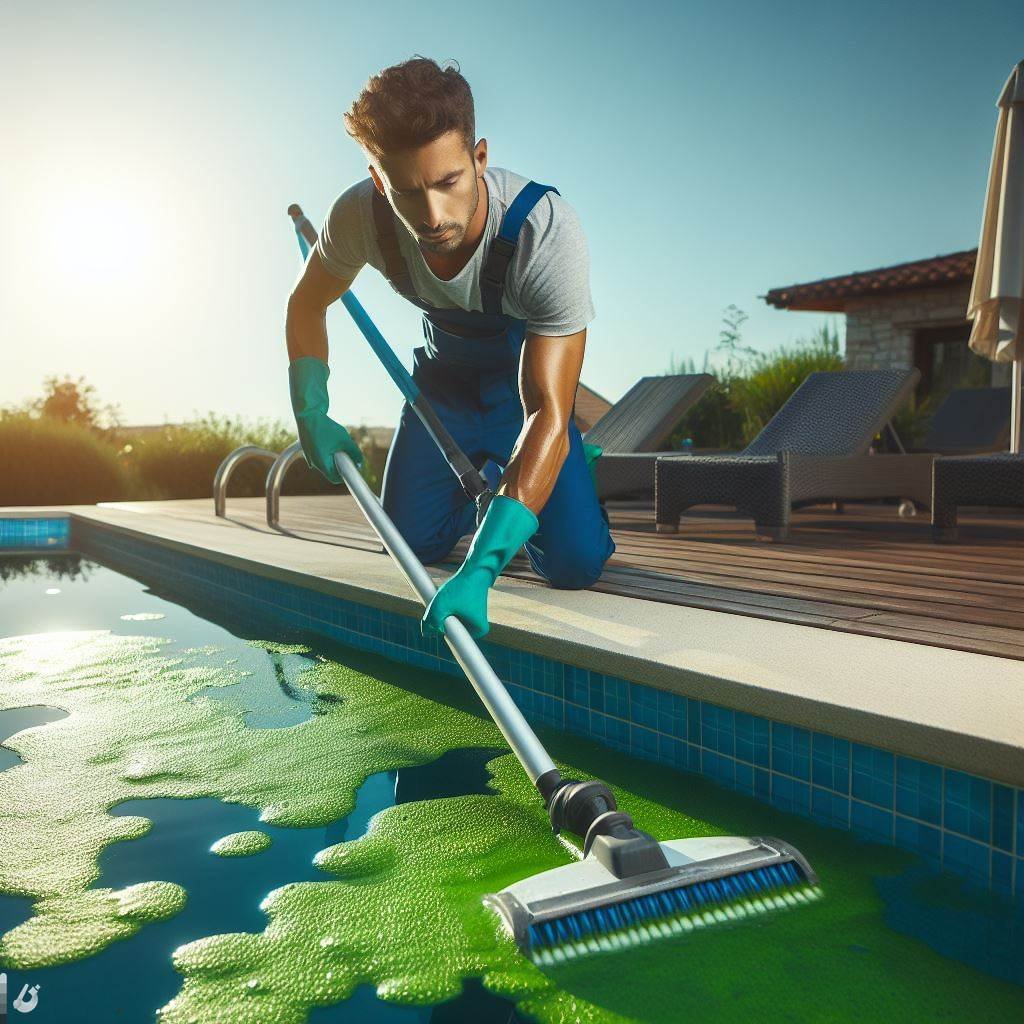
[1012,356,1022,454]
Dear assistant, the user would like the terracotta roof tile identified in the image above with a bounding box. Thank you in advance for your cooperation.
[763,248,976,312]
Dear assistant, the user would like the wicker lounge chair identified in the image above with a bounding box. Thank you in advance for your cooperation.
[654,369,933,540]
[932,453,1024,542]
[587,374,715,499]
[910,386,1011,455]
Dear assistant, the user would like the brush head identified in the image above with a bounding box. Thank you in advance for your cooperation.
[485,835,820,963]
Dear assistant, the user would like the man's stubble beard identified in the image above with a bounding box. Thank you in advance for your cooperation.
[419,175,480,256]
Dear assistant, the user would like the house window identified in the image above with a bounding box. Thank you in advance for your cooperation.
[913,323,992,400]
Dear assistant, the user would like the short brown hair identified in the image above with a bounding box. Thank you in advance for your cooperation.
[343,56,475,162]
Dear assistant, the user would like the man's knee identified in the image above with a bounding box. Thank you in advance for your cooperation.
[532,538,610,590]
[545,560,604,590]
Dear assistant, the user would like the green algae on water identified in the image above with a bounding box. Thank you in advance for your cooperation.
[161,744,1024,1024]
[2,628,1023,1024]
[0,629,501,970]
[211,831,273,857]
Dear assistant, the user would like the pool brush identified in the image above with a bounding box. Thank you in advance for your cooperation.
[332,450,822,963]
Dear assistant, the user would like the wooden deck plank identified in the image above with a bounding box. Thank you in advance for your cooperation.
[603,542,1024,599]
[606,552,1024,612]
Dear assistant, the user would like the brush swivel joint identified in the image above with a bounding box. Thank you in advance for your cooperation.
[538,774,670,879]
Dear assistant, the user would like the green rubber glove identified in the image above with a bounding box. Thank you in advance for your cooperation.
[288,356,364,485]
[421,494,539,640]
[583,442,603,492]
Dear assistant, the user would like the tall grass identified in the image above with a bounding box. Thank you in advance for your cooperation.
[666,320,844,450]
[731,324,844,439]
[115,414,298,501]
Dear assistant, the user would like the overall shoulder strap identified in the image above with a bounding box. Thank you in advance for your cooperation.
[480,180,561,317]
[371,187,416,297]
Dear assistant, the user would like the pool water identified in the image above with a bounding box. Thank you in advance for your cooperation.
[0,552,1022,1023]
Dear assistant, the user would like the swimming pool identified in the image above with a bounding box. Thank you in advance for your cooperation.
[1,551,1023,1023]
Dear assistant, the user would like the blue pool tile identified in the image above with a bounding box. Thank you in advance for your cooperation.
[564,665,590,706]
[755,768,770,800]
[734,761,754,795]
[992,851,1014,896]
[944,770,992,844]
[771,774,810,815]
[894,816,941,865]
[566,703,589,736]
[630,684,660,729]
[606,677,630,719]
[851,744,894,809]
[0,517,69,549]
[591,675,628,719]
[687,699,701,745]
[656,690,685,736]
[716,707,735,755]
[894,756,942,825]
[812,733,850,793]
[704,751,736,790]
[630,724,660,762]
[534,659,564,699]
[658,734,688,771]
[1017,790,1024,859]
[702,703,735,757]
[811,787,850,829]
[943,833,991,888]
[734,711,755,765]
[993,785,1015,852]
[851,800,893,843]
[772,723,810,781]
[733,712,770,768]
[592,712,628,752]
[700,703,717,749]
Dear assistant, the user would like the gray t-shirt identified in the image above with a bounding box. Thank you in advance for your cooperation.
[315,166,595,337]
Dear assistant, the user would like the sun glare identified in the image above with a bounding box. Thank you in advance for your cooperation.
[46,184,156,287]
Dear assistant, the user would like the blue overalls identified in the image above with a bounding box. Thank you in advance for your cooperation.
[373,180,615,589]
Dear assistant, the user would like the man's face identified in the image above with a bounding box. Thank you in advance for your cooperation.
[372,130,487,255]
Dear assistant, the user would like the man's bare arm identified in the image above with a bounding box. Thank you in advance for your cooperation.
[498,329,586,514]
[285,249,357,362]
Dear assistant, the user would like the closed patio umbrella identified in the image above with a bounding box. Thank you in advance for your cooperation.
[967,59,1024,453]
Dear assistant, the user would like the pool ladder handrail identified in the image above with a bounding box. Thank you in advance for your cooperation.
[265,441,305,530]
[212,444,281,519]
[216,439,377,541]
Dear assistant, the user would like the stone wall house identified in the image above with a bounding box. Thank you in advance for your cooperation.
[764,248,1011,400]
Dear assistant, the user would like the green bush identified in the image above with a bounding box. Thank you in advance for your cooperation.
[0,414,135,506]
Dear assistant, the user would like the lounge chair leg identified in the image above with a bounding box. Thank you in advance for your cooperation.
[656,520,680,534]
[832,500,844,513]
[931,498,959,544]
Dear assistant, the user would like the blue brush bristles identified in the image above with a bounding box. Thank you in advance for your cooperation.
[528,859,820,963]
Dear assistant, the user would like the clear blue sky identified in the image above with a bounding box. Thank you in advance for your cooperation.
[2,0,1021,428]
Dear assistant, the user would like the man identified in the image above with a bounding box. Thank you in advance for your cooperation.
[286,56,614,640]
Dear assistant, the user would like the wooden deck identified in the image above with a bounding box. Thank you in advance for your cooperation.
[108,495,1024,662]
